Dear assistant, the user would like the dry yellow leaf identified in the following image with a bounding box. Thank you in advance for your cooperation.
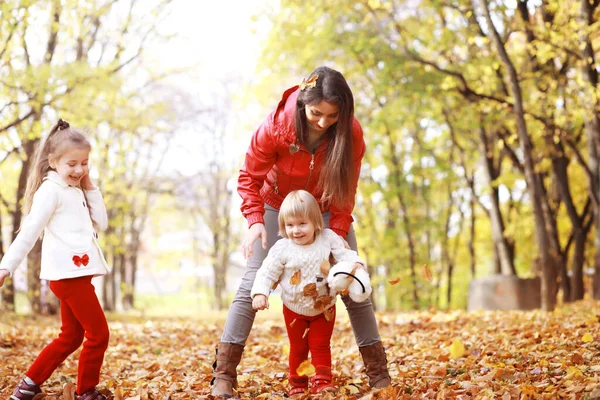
[296,359,316,377]
[582,333,593,343]
[289,270,301,285]
[449,339,465,359]
[565,366,584,380]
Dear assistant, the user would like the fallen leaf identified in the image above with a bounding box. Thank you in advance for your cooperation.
[63,383,75,400]
[582,333,593,343]
[570,352,584,365]
[296,360,315,377]
[289,270,301,285]
[449,339,465,359]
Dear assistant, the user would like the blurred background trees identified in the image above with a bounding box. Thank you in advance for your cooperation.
[1,0,599,315]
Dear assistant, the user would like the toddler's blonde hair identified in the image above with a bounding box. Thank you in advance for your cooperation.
[278,190,324,238]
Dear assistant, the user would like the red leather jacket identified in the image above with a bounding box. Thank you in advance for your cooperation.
[238,86,366,238]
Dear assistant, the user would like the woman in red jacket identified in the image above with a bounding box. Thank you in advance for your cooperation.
[211,66,391,397]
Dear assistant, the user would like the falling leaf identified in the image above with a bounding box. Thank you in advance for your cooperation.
[320,260,331,276]
[422,264,433,282]
[302,328,310,338]
[328,253,337,265]
[388,277,401,285]
[582,333,593,343]
[449,339,465,359]
[302,283,318,298]
[289,318,297,327]
[271,280,280,290]
[341,289,349,296]
[289,270,301,285]
[323,307,335,321]
[296,360,316,377]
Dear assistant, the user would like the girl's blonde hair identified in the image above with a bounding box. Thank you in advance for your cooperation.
[23,119,91,214]
[278,190,324,238]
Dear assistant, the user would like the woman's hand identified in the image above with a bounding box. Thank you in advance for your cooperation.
[243,223,267,259]
[252,294,269,310]
[80,174,97,191]
[0,270,10,287]
[354,262,367,271]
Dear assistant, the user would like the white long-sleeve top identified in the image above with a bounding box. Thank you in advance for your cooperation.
[0,171,110,280]
[251,228,365,316]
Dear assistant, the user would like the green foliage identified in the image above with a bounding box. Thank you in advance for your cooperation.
[254,0,600,310]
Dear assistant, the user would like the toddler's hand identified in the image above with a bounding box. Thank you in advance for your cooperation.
[252,294,269,310]
[0,269,10,287]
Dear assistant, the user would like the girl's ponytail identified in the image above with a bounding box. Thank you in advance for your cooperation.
[22,119,70,214]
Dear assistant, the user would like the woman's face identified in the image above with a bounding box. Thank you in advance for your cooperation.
[305,100,339,133]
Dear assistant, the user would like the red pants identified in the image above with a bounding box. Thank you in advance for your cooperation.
[283,305,336,385]
[26,276,109,394]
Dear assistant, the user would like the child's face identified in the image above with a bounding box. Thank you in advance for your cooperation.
[285,216,316,246]
[50,147,90,187]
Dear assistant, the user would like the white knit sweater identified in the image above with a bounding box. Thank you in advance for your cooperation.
[0,171,110,280]
[251,228,365,316]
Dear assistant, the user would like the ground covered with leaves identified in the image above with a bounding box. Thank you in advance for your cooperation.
[1,301,600,399]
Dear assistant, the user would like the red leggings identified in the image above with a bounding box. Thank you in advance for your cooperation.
[283,305,336,383]
[26,276,109,394]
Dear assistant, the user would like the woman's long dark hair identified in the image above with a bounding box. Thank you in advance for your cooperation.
[294,66,355,208]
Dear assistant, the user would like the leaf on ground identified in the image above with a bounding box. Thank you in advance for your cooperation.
[449,339,465,359]
[582,333,593,343]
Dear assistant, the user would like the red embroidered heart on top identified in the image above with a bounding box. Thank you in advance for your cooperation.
[72,254,89,267]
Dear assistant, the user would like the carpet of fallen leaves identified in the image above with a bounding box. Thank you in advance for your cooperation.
[1,301,600,399]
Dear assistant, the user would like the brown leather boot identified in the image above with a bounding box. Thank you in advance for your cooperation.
[359,341,392,388]
[211,342,245,398]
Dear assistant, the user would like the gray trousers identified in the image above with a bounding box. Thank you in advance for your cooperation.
[221,204,382,347]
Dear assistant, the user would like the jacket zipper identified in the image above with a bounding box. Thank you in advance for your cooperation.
[305,153,315,189]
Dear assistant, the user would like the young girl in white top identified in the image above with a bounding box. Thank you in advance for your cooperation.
[251,190,369,397]
[0,119,111,400]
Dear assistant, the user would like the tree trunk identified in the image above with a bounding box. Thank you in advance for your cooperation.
[479,128,516,275]
[480,0,557,310]
[468,182,476,278]
[578,0,600,300]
